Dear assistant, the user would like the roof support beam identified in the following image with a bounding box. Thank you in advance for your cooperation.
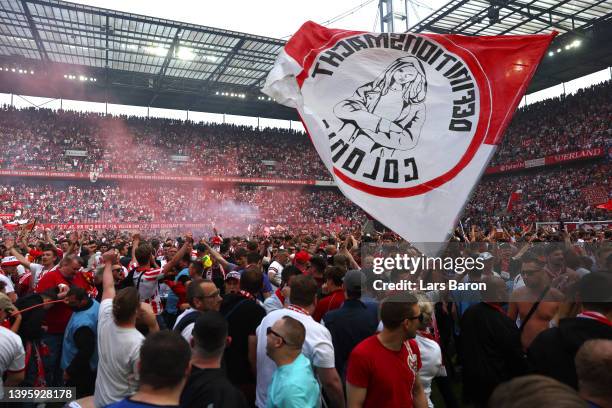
[409,0,471,32]
[201,38,245,92]
[21,0,49,61]
[149,28,181,105]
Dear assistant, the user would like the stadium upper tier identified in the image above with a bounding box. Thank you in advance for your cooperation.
[0,81,609,182]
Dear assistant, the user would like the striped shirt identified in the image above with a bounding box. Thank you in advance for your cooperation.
[131,264,165,315]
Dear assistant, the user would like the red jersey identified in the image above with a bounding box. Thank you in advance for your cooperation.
[35,269,91,334]
[313,289,345,322]
[347,335,422,408]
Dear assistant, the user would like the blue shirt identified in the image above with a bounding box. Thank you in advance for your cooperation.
[165,268,189,314]
[105,397,177,408]
[230,263,273,300]
[266,354,320,408]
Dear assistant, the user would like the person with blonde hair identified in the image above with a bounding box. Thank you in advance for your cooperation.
[414,296,445,408]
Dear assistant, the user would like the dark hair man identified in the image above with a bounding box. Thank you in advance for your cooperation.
[346,293,426,408]
[508,253,564,349]
[180,311,248,408]
[528,273,612,389]
[61,286,100,397]
[173,278,222,342]
[106,331,191,408]
[220,267,266,405]
[95,250,158,408]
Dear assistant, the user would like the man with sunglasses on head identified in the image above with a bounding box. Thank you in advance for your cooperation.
[265,316,320,408]
[346,293,427,408]
[508,252,563,350]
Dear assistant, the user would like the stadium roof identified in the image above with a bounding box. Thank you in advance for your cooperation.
[410,0,612,92]
[0,0,295,119]
[410,0,611,36]
[0,0,610,120]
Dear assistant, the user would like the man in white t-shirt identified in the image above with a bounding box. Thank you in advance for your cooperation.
[267,249,288,289]
[0,293,25,399]
[94,250,158,408]
[255,275,344,408]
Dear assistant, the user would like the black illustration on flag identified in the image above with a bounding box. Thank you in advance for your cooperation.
[333,56,427,156]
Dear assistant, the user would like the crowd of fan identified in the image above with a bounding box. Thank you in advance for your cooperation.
[0,226,610,408]
[490,81,611,166]
[0,81,609,180]
[0,160,608,235]
[0,182,365,234]
[464,162,611,226]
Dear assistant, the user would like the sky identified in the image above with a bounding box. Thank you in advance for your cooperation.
[2,0,611,128]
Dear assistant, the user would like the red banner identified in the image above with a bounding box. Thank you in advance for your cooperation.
[485,147,604,175]
[35,222,213,231]
[0,170,316,186]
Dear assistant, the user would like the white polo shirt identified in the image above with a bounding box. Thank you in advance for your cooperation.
[255,307,335,408]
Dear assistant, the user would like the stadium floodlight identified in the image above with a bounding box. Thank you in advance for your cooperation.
[177,47,195,60]
[145,46,168,57]
[573,40,581,47]
[79,75,87,81]
[565,45,571,50]
[215,91,219,95]
[11,68,15,72]
[548,51,554,57]
[30,70,34,74]
[556,48,561,53]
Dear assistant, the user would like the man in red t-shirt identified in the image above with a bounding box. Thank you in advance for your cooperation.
[35,255,92,387]
[313,266,346,322]
[346,293,427,408]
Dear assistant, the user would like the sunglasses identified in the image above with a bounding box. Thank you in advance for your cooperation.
[200,290,220,299]
[406,313,424,323]
[521,270,540,277]
[266,326,296,347]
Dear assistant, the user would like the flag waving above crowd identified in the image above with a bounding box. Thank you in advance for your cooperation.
[263,21,555,244]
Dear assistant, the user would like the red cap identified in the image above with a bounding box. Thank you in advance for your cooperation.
[294,250,311,264]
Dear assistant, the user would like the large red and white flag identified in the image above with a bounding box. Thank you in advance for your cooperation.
[263,21,554,244]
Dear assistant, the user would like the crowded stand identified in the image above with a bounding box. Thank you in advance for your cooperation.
[0,80,609,181]
[0,77,611,408]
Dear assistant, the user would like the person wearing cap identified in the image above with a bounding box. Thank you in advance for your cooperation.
[313,266,346,322]
[180,311,248,408]
[293,250,310,274]
[0,292,25,399]
[528,273,612,389]
[0,256,18,302]
[263,266,302,314]
[476,252,501,279]
[224,271,241,295]
[321,270,377,382]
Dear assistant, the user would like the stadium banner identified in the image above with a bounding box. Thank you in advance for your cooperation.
[33,223,214,231]
[0,170,316,186]
[263,21,555,245]
[485,147,605,174]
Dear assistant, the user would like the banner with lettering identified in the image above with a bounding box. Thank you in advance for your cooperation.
[263,21,555,245]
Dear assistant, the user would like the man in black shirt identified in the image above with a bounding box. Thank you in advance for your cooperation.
[460,277,525,407]
[323,270,377,381]
[220,267,266,405]
[180,311,247,408]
